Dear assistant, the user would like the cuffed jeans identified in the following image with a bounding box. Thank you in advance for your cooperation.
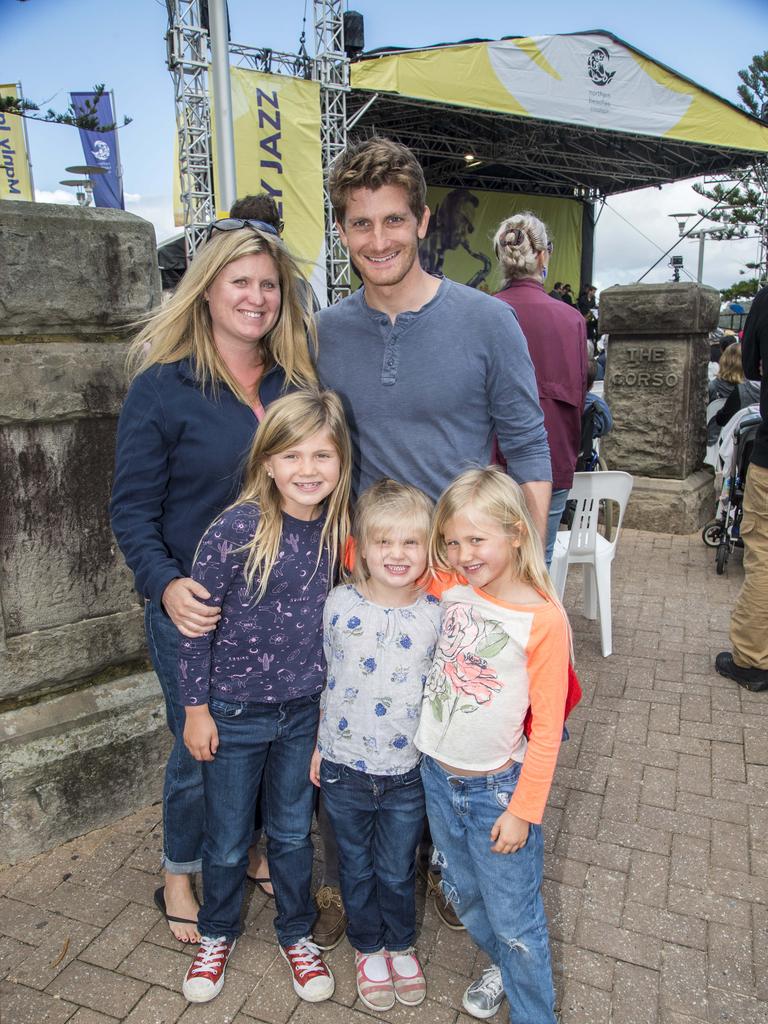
[197,694,320,945]
[320,759,425,953]
[421,756,556,1024]
[145,601,203,874]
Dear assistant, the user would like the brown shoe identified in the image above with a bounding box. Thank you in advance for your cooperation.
[427,870,465,931]
[313,885,347,950]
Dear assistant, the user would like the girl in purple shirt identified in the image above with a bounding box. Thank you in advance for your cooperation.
[178,390,351,1007]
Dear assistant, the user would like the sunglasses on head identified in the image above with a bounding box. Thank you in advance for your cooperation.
[205,217,281,241]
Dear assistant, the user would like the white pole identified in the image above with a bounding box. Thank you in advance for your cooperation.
[697,233,705,284]
[209,0,237,214]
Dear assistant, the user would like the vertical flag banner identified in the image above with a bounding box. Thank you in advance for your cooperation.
[208,68,327,302]
[0,83,34,201]
[70,91,124,209]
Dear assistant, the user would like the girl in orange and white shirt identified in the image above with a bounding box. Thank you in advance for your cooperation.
[416,466,571,1024]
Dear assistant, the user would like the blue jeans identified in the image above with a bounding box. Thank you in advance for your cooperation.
[546,487,570,568]
[198,694,320,945]
[421,756,556,1024]
[145,601,204,873]
[320,759,425,953]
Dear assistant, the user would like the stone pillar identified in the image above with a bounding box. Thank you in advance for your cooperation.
[599,282,720,533]
[0,202,169,862]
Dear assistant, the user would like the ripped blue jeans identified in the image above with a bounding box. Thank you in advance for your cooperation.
[421,756,556,1024]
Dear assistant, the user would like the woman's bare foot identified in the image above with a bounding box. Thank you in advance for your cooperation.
[246,846,274,897]
[162,873,201,943]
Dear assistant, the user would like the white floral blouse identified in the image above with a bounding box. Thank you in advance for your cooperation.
[318,584,441,776]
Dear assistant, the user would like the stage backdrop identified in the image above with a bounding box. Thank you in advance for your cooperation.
[176,68,327,303]
[0,84,33,201]
[419,186,583,294]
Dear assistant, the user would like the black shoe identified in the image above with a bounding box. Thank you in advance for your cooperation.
[715,652,768,692]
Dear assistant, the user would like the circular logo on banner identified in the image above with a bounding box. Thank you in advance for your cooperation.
[92,140,111,161]
[587,48,616,87]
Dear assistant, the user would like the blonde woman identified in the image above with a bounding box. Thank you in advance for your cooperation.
[110,219,316,941]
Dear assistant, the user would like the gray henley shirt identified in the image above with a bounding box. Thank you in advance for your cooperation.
[315,276,551,500]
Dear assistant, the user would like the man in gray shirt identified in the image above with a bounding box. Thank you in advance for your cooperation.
[315,138,551,541]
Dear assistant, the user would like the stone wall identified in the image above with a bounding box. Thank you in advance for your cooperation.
[0,202,169,862]
[600,282,720,533]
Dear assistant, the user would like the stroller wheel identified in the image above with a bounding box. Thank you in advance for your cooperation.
[716,540,729,575]
[702,521,722,548]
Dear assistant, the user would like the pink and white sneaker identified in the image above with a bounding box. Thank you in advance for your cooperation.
[355,949,395,1011]
[280,936,335,1002]
[387,947,426,1006]
[182,935,236,1003]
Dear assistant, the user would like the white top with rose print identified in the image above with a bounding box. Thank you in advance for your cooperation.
[414,583,569,824]
[318,584,442,776]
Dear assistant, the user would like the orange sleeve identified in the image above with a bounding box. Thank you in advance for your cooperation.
[425,569,461,598]
[507,605,569,824]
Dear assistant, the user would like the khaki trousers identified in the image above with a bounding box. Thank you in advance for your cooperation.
[731,461,768,670]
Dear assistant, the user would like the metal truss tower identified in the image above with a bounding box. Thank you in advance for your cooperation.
[167,0,350,300]
[314,1,351,302]
[166,0,214,257]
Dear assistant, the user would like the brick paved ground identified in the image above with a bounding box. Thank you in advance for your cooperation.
[2,528,767,1024]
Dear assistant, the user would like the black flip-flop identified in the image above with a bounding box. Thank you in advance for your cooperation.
[153,886,200,937]
[246,873,275,899]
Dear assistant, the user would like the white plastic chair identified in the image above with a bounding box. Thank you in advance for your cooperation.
[550,471,634,658]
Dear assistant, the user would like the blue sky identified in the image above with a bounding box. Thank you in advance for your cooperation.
[4,0,768,289]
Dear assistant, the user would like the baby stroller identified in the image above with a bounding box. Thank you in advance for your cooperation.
[702,407,762,574]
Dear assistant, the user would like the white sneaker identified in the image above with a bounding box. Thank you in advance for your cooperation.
[462,964,505,1019]
[280,936,335,1002]
[182,935,236,1003]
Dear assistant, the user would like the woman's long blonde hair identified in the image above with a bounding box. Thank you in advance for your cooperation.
[429,466,558,603]
[350,478,434,588]
[231,389,351,601]
[127,227,317,403]
[717,341,745,384]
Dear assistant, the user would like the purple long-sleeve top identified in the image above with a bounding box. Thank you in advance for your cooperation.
[178,503,329,706]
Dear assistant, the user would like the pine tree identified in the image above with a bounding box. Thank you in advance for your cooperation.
[693,52,768,282]
[0,84,131,132]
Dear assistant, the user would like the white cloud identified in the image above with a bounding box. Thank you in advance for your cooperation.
[34,188,78,205]
[594,177,761,294]
[124,192,176,243]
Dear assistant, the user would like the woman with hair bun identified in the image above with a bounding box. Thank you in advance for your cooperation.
[493,212,588,565]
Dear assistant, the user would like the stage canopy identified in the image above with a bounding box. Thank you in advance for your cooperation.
[348,31,768,199]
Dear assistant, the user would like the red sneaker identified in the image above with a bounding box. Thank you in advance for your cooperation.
[182,935,236,1003]
[280,936,335,1002]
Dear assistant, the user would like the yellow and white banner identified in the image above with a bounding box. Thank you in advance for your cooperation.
[420,186,583,295]
[352,33,768,153]
[0,84,34,201]
[175,69,326,301]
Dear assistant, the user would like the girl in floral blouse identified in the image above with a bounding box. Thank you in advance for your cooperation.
[415,466,572,1024]
[310,479,441,1012]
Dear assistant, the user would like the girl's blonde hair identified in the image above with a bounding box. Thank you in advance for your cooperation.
[493,211,550,286]
[127,227,317,403]
[429,466,557,603]
[350,478,434,587]
[231,389,351,600]
[717,341,745,384]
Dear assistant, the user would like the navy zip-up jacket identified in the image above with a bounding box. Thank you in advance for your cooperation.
[110,358,290,608]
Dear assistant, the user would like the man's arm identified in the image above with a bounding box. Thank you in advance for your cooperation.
[521,480,552,551]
